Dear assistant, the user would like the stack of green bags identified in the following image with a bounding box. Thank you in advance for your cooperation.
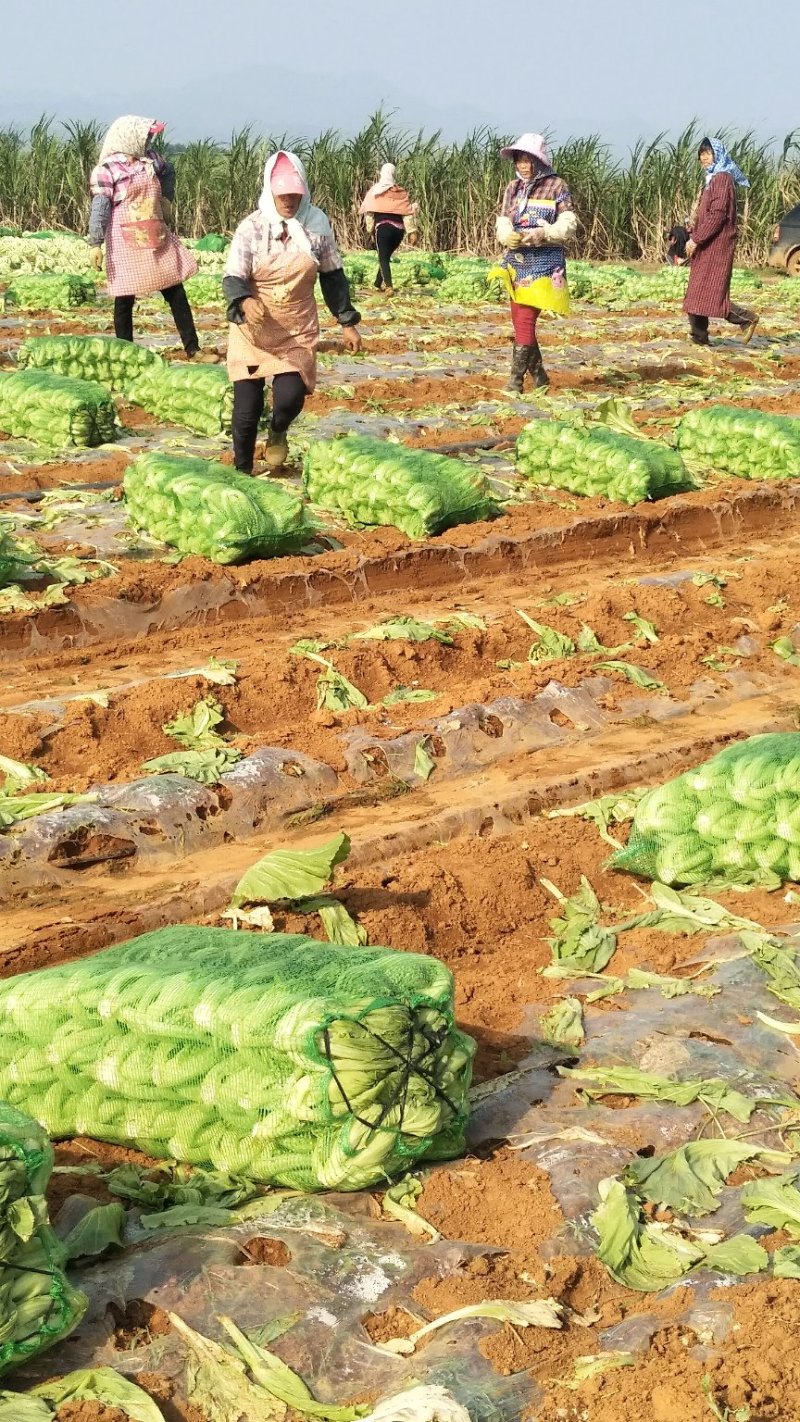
[0,369,116,447]
[676,406,800,481]
[125,363,235,437]
[515,418,693,505]
[18,333,161,392]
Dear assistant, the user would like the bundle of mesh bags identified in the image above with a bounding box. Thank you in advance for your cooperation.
[125,451,315,563]
[182,273,223,306]
[612,734,800,885]
[18,333,162,393]
[0,235,98,277]
[304,435,500,538]
[0,926,475,1191]
[0,370,117,448]
[515,418,693,505]
[124,362,235,437]
[4,274,95,310]
[676,406,800,481]
[0,1104,86,1372]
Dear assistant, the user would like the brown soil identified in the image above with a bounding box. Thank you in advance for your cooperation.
[0,449,130,495]
[55,1405,127,1422]
[110,1298,172,1351]
[237,1234,293,1266]
[362,1305,421,1345]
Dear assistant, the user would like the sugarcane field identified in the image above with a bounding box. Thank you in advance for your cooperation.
[4,90,800,1422]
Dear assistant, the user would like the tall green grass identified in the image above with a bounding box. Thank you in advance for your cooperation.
[0,113,798,263]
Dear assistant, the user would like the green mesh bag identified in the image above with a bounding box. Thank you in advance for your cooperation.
[182,273,224,305]
[17,334,162,393]
[304,435,500,538]
[0,1104,86,1373]
[125,451,315,563]
[515,419,694,505]
[0,369,117,448]
[4,274,95,311]
[676,405,800,481]
[0,927,475,1191]
[124,362,238,437]
[611,734,800,885]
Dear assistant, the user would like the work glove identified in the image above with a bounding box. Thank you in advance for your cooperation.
[505,231,523,250]
[89,246,104,271]
[241,296,265,325]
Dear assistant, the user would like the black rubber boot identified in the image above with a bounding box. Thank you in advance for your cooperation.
[506,343,532,393]
[527,341,550,389]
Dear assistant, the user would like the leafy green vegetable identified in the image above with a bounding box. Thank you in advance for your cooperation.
[638,883,760,936]
[32,1367,164,1421]
[200,656,239,686]
[622,611,659,643]
[593,1178,704,1291]
[0,790,95,829]
[772,1245,800,1278]
[414,741,437,781]
[351,617,454,645]
[293,650,368,712]
[219,1315,367,1419]
[559,1353,636,1389]
[702,1373,752,1422]
[540,998,584,1047]
[232,833,351,908]
[0,756,48,794]
[139,1204,237,1231]
[382,687,437,706]
[0,1396,51,1420]
[169,1314,285,1422]
[594,660,666,690]
[563,1067,758,1122]
[576,624,606,654]
[163,696,229,750]
[141,747,243,783]
[741,1173,800,1235]
[546,788,647,849]
[300,896,367,946]
[370,1300,563,1356]
[62,1202,126,1260]
[625,1140,762,1216]
[382,1175,440,1240]
[540,877,617,977]
[101,1162,261,1211]
[700,1235,768,1276]
[517,611,575,662]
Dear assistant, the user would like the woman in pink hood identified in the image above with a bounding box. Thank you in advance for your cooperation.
[490,132,577,392]
[359,163,418,296]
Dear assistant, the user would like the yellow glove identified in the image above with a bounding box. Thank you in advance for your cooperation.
[89,246,104,271]
[506,231,523,250]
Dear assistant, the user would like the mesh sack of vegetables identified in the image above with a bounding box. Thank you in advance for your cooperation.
[182,274,223,306]
[0,926,475,1191]
[0,1103,87,1373]
[304,435,500,538]
[4,274,95,311]
[195,233,228,252]
[676,405,800,481]
[515,417,693,505]
[611,733,800,886]
[125,451,315,563]
[17,334,163,393]
[0,370,117,448]
[124,362,237,437]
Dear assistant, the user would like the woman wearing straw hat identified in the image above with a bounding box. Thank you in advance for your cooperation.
[359,163,419,296]
[490,132,577,392]
[87,116,212,359]
[223,150,362,473]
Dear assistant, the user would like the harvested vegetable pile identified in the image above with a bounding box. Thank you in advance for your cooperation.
[677,405,800,481]
[125,362,236,437]
[183,273,224,306]
[515,417,693,504]
[18,333,161,394]
[125,451,316,563]
[612,733,800,885]
[0,234,98,276]
[0,1104,86,1373]
[0,369,117,447]
[0,926,475,1189]
[304,435,500,538]
[3,273,95,310]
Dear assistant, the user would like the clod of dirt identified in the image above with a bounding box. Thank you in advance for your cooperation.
[237,1235,292,1267]
[55,1405,127,1422]
[109,1299,171,1351]
[362,1305,420,1346]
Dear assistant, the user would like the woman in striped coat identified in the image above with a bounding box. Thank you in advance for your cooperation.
[684,139,758,346]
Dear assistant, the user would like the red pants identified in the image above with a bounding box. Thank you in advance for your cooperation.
[510,301,540,343]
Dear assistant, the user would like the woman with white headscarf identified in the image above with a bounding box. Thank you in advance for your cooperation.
[87,116,212,359]
[490,132,577,392]
[359,163,418,296]
[223,151,362,473]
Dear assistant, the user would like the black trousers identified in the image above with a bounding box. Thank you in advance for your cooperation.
[375,223,404,290]
[232,371,308,472]
[114,283,199,354]
[688,303,755,342]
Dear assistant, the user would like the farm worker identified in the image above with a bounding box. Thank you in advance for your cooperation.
[490,133,577,392]
[359,163,419,296]
[684,139,758,346]
[223,150,362,474]
[87,117,213,360]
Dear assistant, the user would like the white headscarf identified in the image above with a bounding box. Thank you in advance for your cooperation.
[98,115,155,164]
[257,151,334,255]
[372,163,397,196]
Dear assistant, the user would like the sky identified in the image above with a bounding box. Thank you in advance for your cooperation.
[1,0,798,152]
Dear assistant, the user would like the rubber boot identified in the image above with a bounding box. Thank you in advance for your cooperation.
[262,428,289,471]
[527,341,550,389]
[505,343,532,393]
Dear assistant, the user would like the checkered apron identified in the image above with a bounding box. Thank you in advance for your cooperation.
[105,161,197,298]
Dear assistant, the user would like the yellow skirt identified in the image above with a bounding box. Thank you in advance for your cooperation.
[489,265,571,317]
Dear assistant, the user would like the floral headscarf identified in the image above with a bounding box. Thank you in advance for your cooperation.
[703,137,750,188]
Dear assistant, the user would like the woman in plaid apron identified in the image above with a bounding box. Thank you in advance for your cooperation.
[88,116,213,360]
[684,139,758,346]
[490,133,577,392]
[223,151,361,474]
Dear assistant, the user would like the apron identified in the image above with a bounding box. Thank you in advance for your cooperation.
[227,237,320,391]
[105,160,197,298]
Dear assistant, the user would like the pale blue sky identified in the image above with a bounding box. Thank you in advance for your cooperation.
[1,0,798,150]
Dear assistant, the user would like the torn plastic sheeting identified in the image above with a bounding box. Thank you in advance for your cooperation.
[1,803,139,895]
[15,1193,537,1422]
[98,776,225,861]
[216,747,339,832]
